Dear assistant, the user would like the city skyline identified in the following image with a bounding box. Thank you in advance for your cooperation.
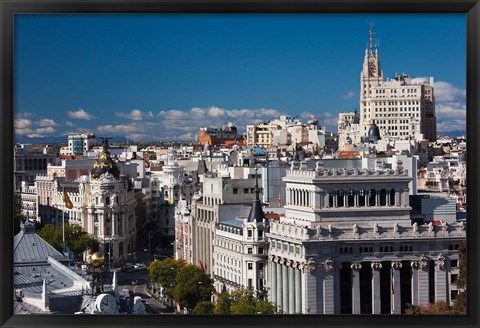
[14,14,466,142]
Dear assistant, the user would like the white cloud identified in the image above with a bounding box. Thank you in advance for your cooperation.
[15,128,34,135]
[34,127,56,134]
[36,118,58,127]
[67,108,95,120]
[61,129,91,136]
[26,133,44,138]
[434,81,466,103]
[158,109,189,120]
[342,91,356,99]
[115,109,153,121]
[65,121,75,127]
[97,124,134,134]
[432,81,466,133]
[14,118,32,129]
[126,133,145,141]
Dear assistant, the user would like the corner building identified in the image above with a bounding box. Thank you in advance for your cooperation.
[266,161,465,314]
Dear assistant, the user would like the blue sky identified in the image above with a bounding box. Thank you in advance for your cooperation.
[14,14,466,142]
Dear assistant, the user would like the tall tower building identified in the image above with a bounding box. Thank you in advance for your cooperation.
[358,23,437,142]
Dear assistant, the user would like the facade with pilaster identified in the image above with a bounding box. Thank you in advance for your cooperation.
[266,161,465,314]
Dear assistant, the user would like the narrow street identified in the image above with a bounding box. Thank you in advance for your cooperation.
[115,269,175,314]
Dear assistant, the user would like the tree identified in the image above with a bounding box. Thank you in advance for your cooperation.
[65,224,96,259]
[405,301,464,315]
[230,289,257,314]
[172,264,215,311]
[453,240,467,313]
[213,291,232,314]
[14,214,25,235]
[254,299,278,315]
[37,224,62,250]
[224,288,279,315]
[192,301,214,314]
[37,224,95,259]
[148,258,186,299]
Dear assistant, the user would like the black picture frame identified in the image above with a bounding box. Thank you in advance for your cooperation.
[1,1,479,328]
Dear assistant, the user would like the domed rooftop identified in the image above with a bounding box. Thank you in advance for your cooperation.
[91,137,120,180]
[367,120,381,142]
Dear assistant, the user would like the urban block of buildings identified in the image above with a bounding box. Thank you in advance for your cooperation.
[13,24,467,315]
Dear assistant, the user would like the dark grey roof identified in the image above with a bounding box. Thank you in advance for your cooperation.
[247,168,265,223]
[13,272,43,287]
[248,200,265,223]
[14,224,68,264]
[367,120,381,141]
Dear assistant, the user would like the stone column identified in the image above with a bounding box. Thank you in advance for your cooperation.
[111,211,116,236]
[276,258,283,309]
[294,263,302,313]
[410,261,419,306]
[282,260,289,314]
[417,255,430,306]
[287,260,295,314]
[323,258,335,314]
[270,256,277,304]
[371,262,382,314]
[404,189,410,207]
[301,258,317,314]
[434,253,448,303]
[351,262,362,314]
[391,261,402,314]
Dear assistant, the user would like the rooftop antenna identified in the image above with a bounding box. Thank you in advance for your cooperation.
[369,21,374,52]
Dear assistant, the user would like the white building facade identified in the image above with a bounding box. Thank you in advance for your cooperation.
[266,161,465,314]
[358,24,436,142]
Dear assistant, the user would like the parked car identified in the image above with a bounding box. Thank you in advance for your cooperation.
[134,263,147,271]
[121,263,135,272]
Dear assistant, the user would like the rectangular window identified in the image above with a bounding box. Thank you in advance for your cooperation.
[258,247,264,254]
[244,188,249,194]
[450,274,458,284]
[233,188,238,194]
[248,263,253,270]
[248,248,253,254]
[247,230,252,238]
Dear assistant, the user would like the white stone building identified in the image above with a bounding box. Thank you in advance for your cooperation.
[213,177,269,299]
[190,173,258,275]
[36,140,138,264]
[14,143,58,191]
[358,24,436,142]
[266,160,465,314]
